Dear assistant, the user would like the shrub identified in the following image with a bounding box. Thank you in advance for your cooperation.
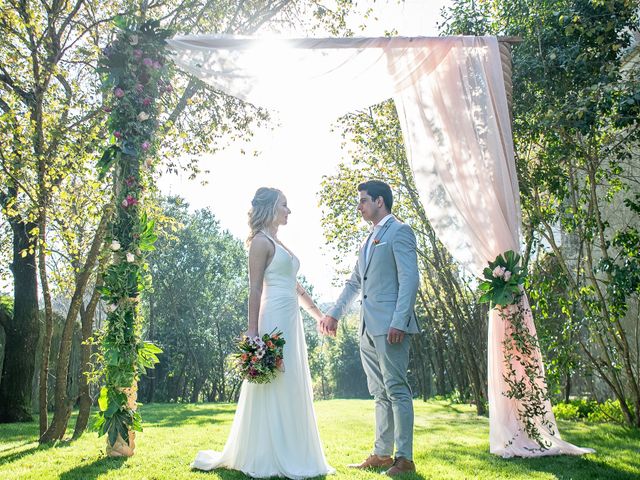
[553,398,626,424]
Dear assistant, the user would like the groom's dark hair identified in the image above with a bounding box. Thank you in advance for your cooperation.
[358,180,393,212]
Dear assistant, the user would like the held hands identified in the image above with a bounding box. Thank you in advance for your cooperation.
[319,315,338,337]
[387,327,405,344]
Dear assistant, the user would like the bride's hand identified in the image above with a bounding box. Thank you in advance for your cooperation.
[245,328,259,338]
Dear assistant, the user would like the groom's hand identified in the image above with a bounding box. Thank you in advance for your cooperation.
[320,315,338,337]
[387,327,405,344]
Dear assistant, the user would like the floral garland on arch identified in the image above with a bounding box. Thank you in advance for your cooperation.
[479,250,554,452]
[92,16,170,455]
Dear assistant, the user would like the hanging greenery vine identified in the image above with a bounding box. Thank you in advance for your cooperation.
[93,15,171,452]
[479,250,554,451]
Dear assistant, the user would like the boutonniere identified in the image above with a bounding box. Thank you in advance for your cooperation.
[373,239,380,245]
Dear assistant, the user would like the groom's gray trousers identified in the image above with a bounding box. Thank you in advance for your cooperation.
[360,326,413,461]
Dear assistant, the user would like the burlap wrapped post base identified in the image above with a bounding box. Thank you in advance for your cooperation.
[106,384,137,457]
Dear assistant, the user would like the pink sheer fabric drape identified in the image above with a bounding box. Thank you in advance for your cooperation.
[390,37,590,457]
[167,34,593,457]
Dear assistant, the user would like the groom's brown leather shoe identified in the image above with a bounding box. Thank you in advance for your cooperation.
[347,454,394,469]
[385,457,416,476]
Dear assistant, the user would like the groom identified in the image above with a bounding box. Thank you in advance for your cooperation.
[320,180,419,477]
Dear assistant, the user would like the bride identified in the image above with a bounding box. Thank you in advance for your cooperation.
[192,187,335,479]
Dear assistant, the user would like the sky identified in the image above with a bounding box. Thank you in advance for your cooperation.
[158,0,453,302]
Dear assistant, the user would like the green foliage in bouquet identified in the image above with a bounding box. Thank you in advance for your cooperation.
[478,250,526,306]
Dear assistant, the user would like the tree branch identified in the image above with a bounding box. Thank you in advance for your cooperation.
[0,64,34,106]
[44,73,73,158]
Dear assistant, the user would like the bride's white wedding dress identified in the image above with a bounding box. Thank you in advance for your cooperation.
[192,233,335,478]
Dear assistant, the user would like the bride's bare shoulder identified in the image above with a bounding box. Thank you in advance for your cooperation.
[249,233,275,253]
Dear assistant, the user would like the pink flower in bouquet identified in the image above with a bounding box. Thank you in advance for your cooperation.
[114,87,125,98]
[503,270,512,282]
[492,266,503,278]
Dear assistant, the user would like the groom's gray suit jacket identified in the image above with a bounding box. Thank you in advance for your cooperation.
[328,217,419,336]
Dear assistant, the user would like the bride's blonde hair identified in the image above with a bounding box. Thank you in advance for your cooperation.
[248,187,283,242]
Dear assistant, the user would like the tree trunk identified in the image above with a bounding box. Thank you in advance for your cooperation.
[73,284,101,439]
[41,208,110,442]
[0,218,39,423]
[564,374,572,404]
[38,211,54,436]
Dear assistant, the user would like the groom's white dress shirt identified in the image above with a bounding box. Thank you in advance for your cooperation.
[364,213,394,261]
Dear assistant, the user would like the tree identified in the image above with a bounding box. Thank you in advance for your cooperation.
[139,197,248,403]
[0,0,126,426]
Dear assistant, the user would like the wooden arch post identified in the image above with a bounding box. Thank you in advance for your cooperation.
[497,36,523,121]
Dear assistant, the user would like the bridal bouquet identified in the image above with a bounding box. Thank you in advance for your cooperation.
[478,250,526,307]
[232,329,286,384]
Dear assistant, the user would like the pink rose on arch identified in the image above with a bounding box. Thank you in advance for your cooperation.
[122,194,139,208]
[142,97,152,106]
[503,270,512,282]
[142,57,153,67]
[114,87,125,98]
[164,84,173,94]
[141,141,151,151]
[152,60,162,69]
[133,49,143,59]
[113,131,122,139]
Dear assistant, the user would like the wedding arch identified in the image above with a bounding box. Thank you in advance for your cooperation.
[96,19,593,459]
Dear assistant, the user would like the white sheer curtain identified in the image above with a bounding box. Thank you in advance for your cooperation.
[167,34,593,457]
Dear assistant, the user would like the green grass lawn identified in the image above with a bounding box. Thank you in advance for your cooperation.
[0,399,638,479]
